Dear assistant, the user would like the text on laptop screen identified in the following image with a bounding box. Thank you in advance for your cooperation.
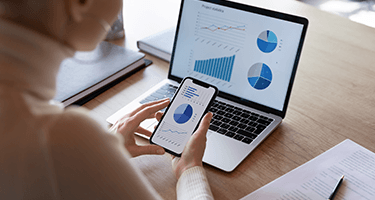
[170,0,304,111]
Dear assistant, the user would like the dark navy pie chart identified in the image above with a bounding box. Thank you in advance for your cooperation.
[248,63,273,90]
[174,104,193,124]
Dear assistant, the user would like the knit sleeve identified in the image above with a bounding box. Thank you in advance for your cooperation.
[176,166,214,200]
[47,108,163,200]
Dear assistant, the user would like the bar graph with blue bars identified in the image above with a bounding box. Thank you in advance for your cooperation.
[184,86,199,99]
[193,55,235,82]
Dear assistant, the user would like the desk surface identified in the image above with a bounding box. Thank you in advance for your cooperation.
[83,0,375,199]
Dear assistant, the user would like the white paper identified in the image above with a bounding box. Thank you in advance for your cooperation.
[241,139,375,200]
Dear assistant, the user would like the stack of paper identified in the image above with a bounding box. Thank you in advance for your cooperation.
[241,139,375,200]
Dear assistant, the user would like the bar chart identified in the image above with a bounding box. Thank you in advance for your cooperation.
[181,85,210,106]
[183,86,199,99]
[193,55,235,82]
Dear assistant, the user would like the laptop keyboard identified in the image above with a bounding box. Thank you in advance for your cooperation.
[139,83,274,145]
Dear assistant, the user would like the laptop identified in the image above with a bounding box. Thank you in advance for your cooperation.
[107,0,308,172]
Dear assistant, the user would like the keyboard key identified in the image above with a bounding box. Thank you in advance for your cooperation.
[212,103,219,108]
[151,93,165,99]
[228,126,238,132]
[238,123,247,129]
[241,113,250,118]
[243,110,251,114]
[213,120,222,126]
[248,121,258,127]
[232,116,241,121]
[220,123,230,129]
[242,137,252,144]
[237,129,257,139]
[268,118,274,122]
[229,121,239,126]
[221,118,231,123]
[155,89,166,94]
[240,119,250,124]
[218,129,227,134]
[254,125,266,135]
[225,108,234,113]
[234,107,243,111]
[257,124,266,129]
[218,105,226,110]
[225,131,236,138]
[226,105,234,108]
[252,113,260,117]
[233,110,242,115]
[217,101,226,105]
[213,115,223,120]
[245,126,256,132]
[233,134,244,141]
[217,110,225,115]
[224,113,233,118]
[209,125,219,131]
[249,116,258,121]
[161,84,169,90]
[209,107,218,113]
[257,118,271,126]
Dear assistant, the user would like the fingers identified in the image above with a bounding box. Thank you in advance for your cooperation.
[129,145,165,157]
[135,126,153,137]
[123,100,170,131]
[131,100,169,124]
[155,111,164,121]
[129,98,169,116]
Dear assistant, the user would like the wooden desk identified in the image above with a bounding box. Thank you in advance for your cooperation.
[83,0,375,199]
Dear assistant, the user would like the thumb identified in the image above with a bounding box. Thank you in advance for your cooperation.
[135,145,165,156]
[194,112,213,138]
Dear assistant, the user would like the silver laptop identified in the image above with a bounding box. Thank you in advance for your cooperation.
[107,0,308,172]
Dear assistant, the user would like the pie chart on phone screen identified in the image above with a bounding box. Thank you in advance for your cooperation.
[174,104,193,124]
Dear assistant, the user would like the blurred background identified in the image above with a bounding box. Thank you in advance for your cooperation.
[297,0,375,28]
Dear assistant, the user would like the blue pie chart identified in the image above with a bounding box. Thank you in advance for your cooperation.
[257,30,277,53]
[174,104,193,124]
[248,63,273,90]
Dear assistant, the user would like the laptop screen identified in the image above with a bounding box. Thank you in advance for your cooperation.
[169,0,308,116]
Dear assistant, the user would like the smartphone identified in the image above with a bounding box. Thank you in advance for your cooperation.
[150,77,218,157]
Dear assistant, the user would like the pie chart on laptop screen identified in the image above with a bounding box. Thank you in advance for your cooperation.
[248,63,273,90]
[257,30,277,53]
[174,104,193,124]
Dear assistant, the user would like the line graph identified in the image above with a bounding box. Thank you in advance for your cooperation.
[195,12,246,48]
[201,24,246,32]
[155,121,190,147]
[161,129,187,135]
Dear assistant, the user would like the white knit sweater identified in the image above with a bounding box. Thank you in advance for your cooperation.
[0,18,213,200]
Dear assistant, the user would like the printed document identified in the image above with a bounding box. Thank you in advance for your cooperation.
[241,139,375,200]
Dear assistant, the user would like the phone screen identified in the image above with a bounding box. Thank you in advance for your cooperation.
[150,77,218,156]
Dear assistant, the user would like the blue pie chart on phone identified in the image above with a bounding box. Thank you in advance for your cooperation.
[248,63,273,90]
[174,104,193,124]
[257,30,277,53]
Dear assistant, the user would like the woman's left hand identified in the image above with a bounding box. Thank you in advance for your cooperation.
[112,99,169,157]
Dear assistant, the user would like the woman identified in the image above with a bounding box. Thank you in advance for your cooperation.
[0,0,214,199]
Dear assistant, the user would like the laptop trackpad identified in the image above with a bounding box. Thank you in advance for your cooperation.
[203,133,250,172]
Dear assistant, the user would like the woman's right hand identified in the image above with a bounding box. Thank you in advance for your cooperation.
[156,112,213,179]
